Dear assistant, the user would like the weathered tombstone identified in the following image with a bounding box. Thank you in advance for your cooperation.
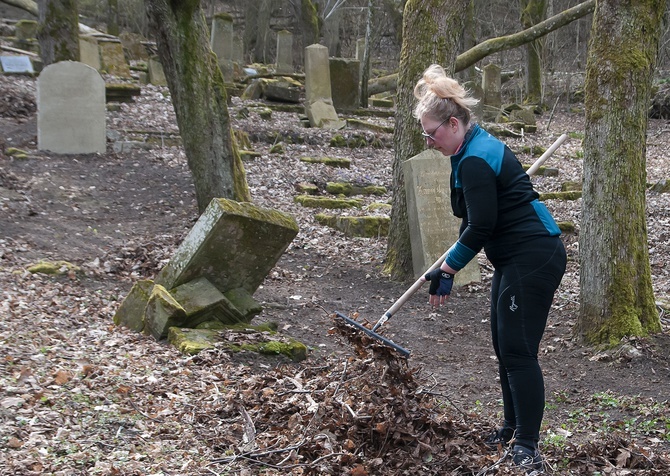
[210,12,234,82]
[13,19,38,53]
[98,38,131,77]
[304,44,345,129]
[37,61,106,154]
[0,55,34,74]
[155,198,299,296]
[275,30,293,74]
[78,36,101,71]
[119,31,149,61]
[462,80,484,122]
[482,63,502,121]
[329,57,360,111]
[148,55,167,86]
[355,38,366,81]
[403,149,481,287]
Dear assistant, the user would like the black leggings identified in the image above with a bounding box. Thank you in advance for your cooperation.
[489,236,566,449]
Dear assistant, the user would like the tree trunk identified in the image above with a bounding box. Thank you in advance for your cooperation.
[107,0,119,37]
[520,0,547,104]
[385,0,469,281]
[578,0,662,345]
[254,0,272,63]
[145,0,251,213]
[366,0,595,97]
[37,0,79,66]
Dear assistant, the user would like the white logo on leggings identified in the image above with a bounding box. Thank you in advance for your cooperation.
[509,295,518,312]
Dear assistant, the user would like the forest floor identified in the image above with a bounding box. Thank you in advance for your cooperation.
[2,69,670,476]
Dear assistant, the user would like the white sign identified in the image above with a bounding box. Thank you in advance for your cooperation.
[0,56,34,73]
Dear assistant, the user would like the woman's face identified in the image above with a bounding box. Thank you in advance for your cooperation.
[420,116,465,156]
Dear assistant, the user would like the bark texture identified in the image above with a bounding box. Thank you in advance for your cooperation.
[37,0,79,65]
[579,0,662,345]
[145,0,250,213]
[385,0,469,281]
[520,0,547,104]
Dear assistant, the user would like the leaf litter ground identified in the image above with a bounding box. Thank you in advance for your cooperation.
[1,73,670,475]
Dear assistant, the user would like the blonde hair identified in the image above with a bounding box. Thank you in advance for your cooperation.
[413,64,479,125]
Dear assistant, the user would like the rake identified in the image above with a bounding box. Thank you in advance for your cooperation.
[334,133,568,357]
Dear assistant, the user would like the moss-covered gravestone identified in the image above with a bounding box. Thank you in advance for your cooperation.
[115,199,299,346]
[156,198,298,293]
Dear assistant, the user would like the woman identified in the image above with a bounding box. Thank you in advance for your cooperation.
[415,64,566,474]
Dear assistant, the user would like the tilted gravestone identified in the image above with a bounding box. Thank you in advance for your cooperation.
[155,198,299,293]
[115,198,299,340]
[304,44,345,129]
[403,149,481,287]
[37,61,106,154]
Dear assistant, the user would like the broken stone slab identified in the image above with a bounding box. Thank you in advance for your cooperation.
[305,99,346,129]
[294,195,363,209]
[168,277,228,328]
[263,79,301,103]
[299,156,351,168]
[538,191,582,201]
[294,182,320,195]
[315,214,390,238]
[168,323,308,360]
[325,181,387,196]
[345,118,394,134]
[223,287,263,321]
[144,284,188,339]
[105,83,141,103]
[113,279,154,332]
[155,198,299,295]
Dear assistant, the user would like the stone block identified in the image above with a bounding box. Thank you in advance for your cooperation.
[148,56,167,86]
[223,288,263,322]
[155,198,299,296]
[145,284,187,339]
[305,99,345,129]
[169,277,226,328]
[263,80,301,103]
[99,39,130,77]
[113,279,154,332]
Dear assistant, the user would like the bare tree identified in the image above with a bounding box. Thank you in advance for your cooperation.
[37,0,79,65]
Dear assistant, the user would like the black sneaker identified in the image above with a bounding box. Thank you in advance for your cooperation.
[511,445,544,474]
[484,427,514,449]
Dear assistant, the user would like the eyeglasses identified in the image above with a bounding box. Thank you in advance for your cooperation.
[421,117,450,141]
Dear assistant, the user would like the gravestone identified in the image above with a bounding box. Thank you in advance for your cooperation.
[210,12,234,82]
[99,39,131,77]
[37,61,106,154]
[148,56,167,86]
[0,56,34,74]
[275,30,293,74]
[482,63,502,121]
[78,36,101,71]
[304,44,345,129]
[329,57,360,111]
[155,198,299,295]
[403,149,481,287]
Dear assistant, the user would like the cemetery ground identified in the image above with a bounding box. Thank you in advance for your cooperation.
[2,73,670,475]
